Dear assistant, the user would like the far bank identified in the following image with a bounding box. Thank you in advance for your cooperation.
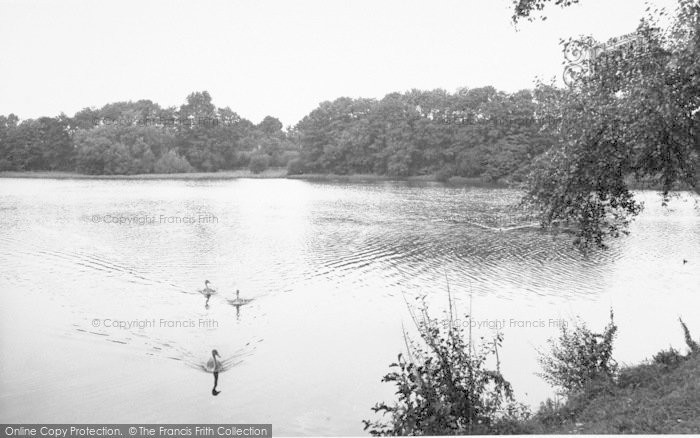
[0,170,507,186]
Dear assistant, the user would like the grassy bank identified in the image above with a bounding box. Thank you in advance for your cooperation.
[525,353,700,434]
[365,299,700,435]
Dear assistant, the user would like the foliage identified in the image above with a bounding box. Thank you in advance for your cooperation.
[286,158,305,175]
[248,153,270,174]
[363,296,527,435]
[0,92,298,175]
[1,85,559,184]
[529,318,700,433]
[679,317,699,355]
[521,0,699,248]
[536,354,700,433]
[537,310,618,394]
[154,149,194,173]
[294,88,554,181]
[435,166,454,182]
[652,347,685,369]
[532,397,574,427]
[0,115,73,171]
[511,0,582,23]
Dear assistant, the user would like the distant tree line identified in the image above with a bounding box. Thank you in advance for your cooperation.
[0,87,559,181]
[292,87,558,182]
[0,91,298,175]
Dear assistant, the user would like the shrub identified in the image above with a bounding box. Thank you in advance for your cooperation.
[275,150,300,167]
[537,309,618,394]
[363,295,526,435]
[435,166,455,182]
[0,158,14,171]
[653,347,685,369]
[154,150,194,174]
[534,397,571,427]
[232,150,252,168]
[617,363,657,389]
[248,154,270,174]
[287,158,305,175]
[680,317,699,355]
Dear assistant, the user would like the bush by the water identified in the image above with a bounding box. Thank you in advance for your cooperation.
[680,317,699,355]
[154,150,194,174]
[537,310,618,394]
[363,295,529,435]
[287,158,305,175]
[367,300,700,435]
[529,316,700,434]
[435,166,455,183]
[248,154,270,174]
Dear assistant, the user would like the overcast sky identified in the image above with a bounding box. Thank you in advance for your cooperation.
[0,0,678,126]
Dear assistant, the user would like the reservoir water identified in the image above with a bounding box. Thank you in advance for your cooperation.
[0,178,698,435]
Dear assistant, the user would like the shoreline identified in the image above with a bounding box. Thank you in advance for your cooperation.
[0,169,289,180]
[0,170,507,186]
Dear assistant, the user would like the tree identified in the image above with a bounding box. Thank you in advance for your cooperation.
[154,150,194,173]
[258,116,283,135]
[511,0,584,22]
[520,0,699,248]
[0,114,19,170]
[179,91,216,121]
[248,154,269,174]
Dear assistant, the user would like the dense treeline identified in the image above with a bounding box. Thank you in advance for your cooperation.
[0,87,557,181]
[293,87,557,181]
[0,91,298,175]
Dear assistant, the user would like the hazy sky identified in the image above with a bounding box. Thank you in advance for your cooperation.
[0,0,677,126]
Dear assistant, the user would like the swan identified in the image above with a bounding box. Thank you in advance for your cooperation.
[205,349,222,395]
[200,280,217,304]
[206,349,222,372]
[186,345,256,396]
[228,289,253,307]
[201,280,216,295]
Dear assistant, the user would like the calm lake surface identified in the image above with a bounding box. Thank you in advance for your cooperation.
[0,178,698,435]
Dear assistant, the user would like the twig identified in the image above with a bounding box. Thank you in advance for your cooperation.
[401,321,416,364]
[468,280,474,357]
[445,271,453,331]
[494,334,501,373]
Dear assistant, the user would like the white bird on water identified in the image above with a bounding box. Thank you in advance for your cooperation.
[206,349,222,372]
[228,289,253,307]
[201,280,216,295]
[200,280,217,305]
